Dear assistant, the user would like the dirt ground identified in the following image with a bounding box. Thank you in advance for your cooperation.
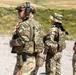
[0,36,74,75]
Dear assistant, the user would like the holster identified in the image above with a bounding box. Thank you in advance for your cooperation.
[23,42,34,54]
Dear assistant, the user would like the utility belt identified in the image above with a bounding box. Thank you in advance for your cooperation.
[11,45,24,53]
[25,53,35,59]
[22,52,35,62]
[22,52,45,67]
[47,42,58,54]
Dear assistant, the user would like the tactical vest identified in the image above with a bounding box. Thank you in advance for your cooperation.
[23,19,44,54]
[12,18,43,54]
[44,27,66,54]
[11,21,34,54]
[22,21,34,54]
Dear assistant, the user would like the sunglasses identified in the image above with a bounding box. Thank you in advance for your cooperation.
[18,10,24,12]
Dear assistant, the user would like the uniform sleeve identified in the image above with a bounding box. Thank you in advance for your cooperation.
[45,27,59,46]
[34,24,44,53]
[12,24,30,46]
[45,27,59,53]
[15,36,26,46]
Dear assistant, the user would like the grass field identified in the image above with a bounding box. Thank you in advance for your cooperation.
[0,0,76,9]
[0,0,76,40]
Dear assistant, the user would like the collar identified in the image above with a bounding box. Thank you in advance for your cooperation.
[22,16,29,21]
[52,25,56,28]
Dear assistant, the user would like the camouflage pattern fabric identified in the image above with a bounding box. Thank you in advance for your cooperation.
[11,17,44,75]
[58,28,66,52]
[13,53,23,75]
[45,27,59,54]
[46,52,62,75]
[50,13,63,24]
[18,56,35,75]
[54,52,62,75]
[46,52,56,75]
[36,53,45,67]
[11,17,44,54]
[45,27,62,75]
[45,13,66,75]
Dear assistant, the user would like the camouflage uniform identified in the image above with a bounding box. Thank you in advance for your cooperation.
[72,42,76,75]
[45,13,66,75]
[10,2,44,75]
[45,27,62,75]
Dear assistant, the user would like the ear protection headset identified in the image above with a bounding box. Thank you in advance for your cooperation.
[25,2,31,16]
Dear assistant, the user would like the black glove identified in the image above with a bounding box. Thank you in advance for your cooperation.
[9,39,16,47]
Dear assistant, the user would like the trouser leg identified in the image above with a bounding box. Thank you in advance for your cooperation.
[55,58,61,75]
[13,53,23,75]
[55,52,61,75]
[18,56,35,75]
[30,66,39,75]
[46,57,56,75]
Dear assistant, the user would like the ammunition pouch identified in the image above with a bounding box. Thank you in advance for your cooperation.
[48,43,58,54]
[11,45,24,53]
[58,42,66,52]
[23,41,34,54]
[36,53,45,67]
[11,41,34,54]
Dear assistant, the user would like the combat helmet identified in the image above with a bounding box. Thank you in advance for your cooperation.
[16,2,36,15]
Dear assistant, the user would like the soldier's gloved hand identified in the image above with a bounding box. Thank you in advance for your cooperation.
[9,39,16,47]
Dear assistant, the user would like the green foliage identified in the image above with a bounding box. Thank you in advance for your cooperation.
[34,8,76,39]
[0,7,76,39]
[0,7,19,34]
[27,0,49,4]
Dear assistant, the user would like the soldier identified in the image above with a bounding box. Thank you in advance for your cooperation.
[45,13,67,75]
[73,42,76,75]
[10,2,44,75]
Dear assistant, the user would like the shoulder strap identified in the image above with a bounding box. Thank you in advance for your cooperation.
[30,24,34,41]
[26,21,34,41]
